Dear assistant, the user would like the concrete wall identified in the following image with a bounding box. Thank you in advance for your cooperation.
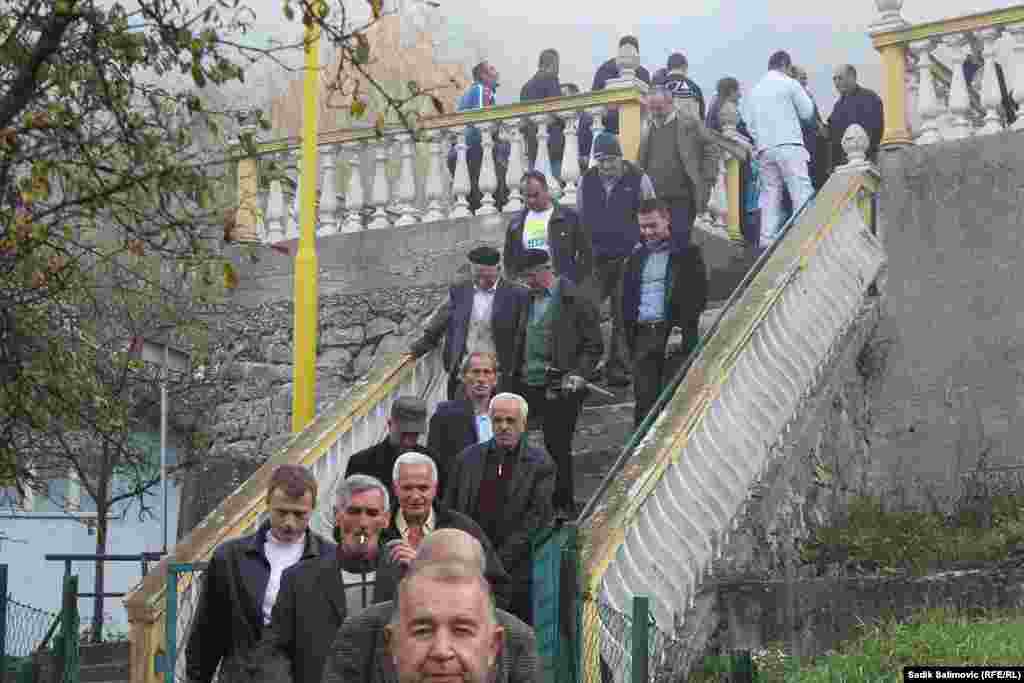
[873,131,1024,502]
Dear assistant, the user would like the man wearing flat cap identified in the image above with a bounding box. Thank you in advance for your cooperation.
[409,246,529,401]
[503,248,603,515]
[345,396,444,498]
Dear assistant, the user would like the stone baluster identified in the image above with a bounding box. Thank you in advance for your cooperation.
[477,122,499,215]
[532,114,559,198]
[266,177,286,243]
[586,108,605,170]
[502,123,525,213]
[909,40,942,144]
[341,143,365,233]
[395,133,420,226]
[422,132,447,222]
[450,129,472,218]
[368,142,392,229]
[1010,24,1024,131]
[976,27,1005,135]
[319,144,339,235]
[904,49,920,139]
[560,113,581,207]
[942,33,973,140]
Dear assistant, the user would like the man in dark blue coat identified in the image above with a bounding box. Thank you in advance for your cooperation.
[828,64,884,168]
[409,246,529,400]
[520,48,564,178]
[578,132,655,386]
[622,199,709,428]
[427,350,499,470]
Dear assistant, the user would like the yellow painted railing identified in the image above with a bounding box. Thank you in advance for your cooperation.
[575,162,886,681]
[123,347,447,683]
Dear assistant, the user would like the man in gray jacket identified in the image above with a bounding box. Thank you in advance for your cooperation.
[321,528,541,683]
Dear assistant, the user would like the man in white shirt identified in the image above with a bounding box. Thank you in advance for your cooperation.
[742,50,816,251]
[186,465,332,683]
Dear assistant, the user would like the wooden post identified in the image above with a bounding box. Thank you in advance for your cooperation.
[726,157,742,243]
[878,43,913,148]
[126,602,162,683]
[630,596,648,683]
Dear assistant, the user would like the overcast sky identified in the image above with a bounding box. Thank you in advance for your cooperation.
[234,0,1014,116]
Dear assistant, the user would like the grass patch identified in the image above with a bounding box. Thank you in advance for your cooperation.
[689,608,1024,682]
[800,494,1024,574]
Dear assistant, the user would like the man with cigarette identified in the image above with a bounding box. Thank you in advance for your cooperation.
[372,452,508,605]
[253,475,390,683]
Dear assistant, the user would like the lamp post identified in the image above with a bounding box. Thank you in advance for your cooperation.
[134,337,189,554]
[292,1,323,433]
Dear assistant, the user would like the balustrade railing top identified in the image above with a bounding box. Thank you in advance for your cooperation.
[870,2,1024,149]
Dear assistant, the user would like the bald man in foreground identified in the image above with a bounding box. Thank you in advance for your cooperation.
[321,529,541,683]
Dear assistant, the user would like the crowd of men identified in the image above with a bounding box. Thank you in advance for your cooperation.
[184,40,893,683]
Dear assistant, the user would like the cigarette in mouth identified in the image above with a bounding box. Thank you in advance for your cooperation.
[357,531,368,545]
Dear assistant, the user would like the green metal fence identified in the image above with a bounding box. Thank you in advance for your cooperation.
[162,562,207,683]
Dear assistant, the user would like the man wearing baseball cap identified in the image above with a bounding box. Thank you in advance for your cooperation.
[345,396,444,497]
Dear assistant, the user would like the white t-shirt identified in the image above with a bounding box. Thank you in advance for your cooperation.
[522,207,554,252]
[262,532,306,625]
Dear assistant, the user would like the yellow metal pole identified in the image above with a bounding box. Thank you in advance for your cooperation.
[725,157,742,243]
[292,6,321,432]
[878,43,912,149]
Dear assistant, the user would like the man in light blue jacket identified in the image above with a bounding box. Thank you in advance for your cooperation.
[742,50,815,252]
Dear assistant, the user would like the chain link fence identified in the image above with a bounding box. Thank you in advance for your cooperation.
[4,595,57,659]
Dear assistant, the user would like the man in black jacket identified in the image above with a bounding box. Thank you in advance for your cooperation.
[829,64,884,167]
[427,351,499,470]
[255,475,391,683]
[185,465,333,683]
[520,48,563,179]
[372,451,508,604]
[345,396,443,497]
[503,171,592,286]
[444,392,555,624]
[409,247,528,400]
[622,199,709,428]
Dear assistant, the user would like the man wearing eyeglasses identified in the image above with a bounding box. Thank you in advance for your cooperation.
[577,132,655,387]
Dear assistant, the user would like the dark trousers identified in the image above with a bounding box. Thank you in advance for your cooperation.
[664,196,695,248]
[448,143,509,213]
[592,255,630,376]
[630,322,699,428]
[446,373,462,401]
[502,377,583,511]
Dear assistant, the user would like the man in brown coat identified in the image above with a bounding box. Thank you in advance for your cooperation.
[637,86,719,248]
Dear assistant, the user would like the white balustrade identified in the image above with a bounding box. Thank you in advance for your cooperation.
[319,144,339,236]
[560,113,581,207]
[368,143,392,229]
[942,33,973,140]
[532,114,559,198]
[342,143,365,233]
[423,131,448,222]
[503,124,525,213]
[977,28,1004,135]
[1010,24,1024,131]
[395,134,420,226]
[266,178,286,243]
[450,129,472,218]
[477,122,499,215]
[909,40,942,144]
[904,50,921,138]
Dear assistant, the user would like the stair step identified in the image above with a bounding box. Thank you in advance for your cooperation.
[79,642,131,668]
[79,662,130,683]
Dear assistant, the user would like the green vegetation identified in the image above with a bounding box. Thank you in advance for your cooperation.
[690,608,1024,682]
[800,494,1024,574]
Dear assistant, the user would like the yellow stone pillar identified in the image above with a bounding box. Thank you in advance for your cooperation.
[234,157,259,243]
[292,4,322,432]
[127,603,162,683]
[725,157,742,243]
[878,43,913,148]
[618,95,644,163]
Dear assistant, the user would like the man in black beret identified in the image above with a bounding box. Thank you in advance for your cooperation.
[502,248,603,516]
[410,246,529,401]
